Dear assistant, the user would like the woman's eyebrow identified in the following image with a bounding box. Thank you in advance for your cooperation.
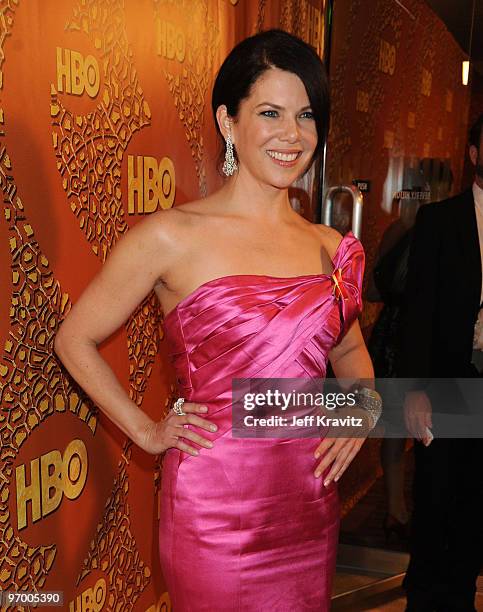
[255,102,283,109]
[254,102,313,111]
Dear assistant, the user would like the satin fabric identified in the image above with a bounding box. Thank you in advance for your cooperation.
[160,232,365,611]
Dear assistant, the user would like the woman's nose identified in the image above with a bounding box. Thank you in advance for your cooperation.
[279,117,300,142]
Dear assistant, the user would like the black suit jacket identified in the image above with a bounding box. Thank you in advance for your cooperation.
[399,188,482,379]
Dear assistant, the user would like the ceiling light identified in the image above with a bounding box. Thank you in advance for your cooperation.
[462,60,470,86]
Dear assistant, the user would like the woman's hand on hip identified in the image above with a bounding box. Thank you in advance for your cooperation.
[313,410,370,486]
[138,402,217,456]
[313,436,365,486]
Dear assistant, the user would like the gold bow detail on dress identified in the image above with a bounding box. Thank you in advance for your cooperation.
[331,268,348,301]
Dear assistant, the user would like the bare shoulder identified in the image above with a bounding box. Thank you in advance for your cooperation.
[108,205,198,284]
[120,207,182,253]
[126,200,210,247]
[170,197,212,215]
[313,224,344,259]
[126,198,223,280]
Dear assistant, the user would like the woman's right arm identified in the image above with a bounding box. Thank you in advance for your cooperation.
[54,211,215,455]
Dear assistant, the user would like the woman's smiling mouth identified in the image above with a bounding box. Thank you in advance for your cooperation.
[266,150,302,166]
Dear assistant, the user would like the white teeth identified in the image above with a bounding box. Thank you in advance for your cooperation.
[267,151,299,162]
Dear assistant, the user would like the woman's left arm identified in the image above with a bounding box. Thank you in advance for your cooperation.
[313,320,375,485]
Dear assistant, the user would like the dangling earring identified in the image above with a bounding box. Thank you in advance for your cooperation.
[222,131,238,177]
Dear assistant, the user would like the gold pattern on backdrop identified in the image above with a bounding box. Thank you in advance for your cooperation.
[0,0,164,605]
[76,444,151,610]
[280,0,325,57]
[154,0,219,196]
[0,0,99,597]
[50,0,163,409]
[51,7,151,261]
[254,0,267,33]
[0,165,93,593]
[51,1,164,400]
[49,0,165,607]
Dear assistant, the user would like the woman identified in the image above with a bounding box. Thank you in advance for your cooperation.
[55,30,377,611]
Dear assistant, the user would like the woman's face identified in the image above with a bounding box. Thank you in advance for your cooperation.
[230,67,318,189]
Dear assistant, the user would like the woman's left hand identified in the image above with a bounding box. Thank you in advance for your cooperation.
[313,414,369,485]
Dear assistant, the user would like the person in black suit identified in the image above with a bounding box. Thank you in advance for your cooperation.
[399,113,483,612]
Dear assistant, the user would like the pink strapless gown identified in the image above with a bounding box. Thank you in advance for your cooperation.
[160,232,364,611]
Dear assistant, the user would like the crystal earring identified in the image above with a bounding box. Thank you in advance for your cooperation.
[222,132,238,176]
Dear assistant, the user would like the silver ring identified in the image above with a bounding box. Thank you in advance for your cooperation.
[172,397,186,416]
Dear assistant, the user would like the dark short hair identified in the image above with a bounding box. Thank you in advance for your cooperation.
[211,29,330,169]
[469,113,483,149]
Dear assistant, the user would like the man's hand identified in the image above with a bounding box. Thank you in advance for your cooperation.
[404,390,433,446]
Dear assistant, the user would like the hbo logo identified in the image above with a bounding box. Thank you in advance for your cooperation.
[56,47,100,98]
[378,39,396,76]
[15,439,88,530]
[69,578,107,612]
[156,19,185,62]
[128,155,176,214]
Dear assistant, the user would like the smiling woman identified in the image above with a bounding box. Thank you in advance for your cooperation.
[211,28,329,179]
[54,28,375,612]
[215,67,319,188]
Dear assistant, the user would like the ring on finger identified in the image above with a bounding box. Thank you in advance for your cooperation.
[172,397,186,416]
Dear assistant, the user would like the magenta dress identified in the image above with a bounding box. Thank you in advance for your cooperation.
[160,232,364,611]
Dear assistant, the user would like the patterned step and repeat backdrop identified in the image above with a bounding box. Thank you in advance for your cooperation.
[325,0,472,515]
[327,0,472,329]
[0,1,326,610]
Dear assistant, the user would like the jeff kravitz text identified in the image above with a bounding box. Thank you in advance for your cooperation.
[243,414,364,428]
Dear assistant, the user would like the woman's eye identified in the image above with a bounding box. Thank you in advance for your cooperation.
[300,111,315,119]
[260,110,279,118]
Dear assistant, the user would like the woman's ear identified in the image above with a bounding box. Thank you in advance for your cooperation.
[216,105,233,142]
